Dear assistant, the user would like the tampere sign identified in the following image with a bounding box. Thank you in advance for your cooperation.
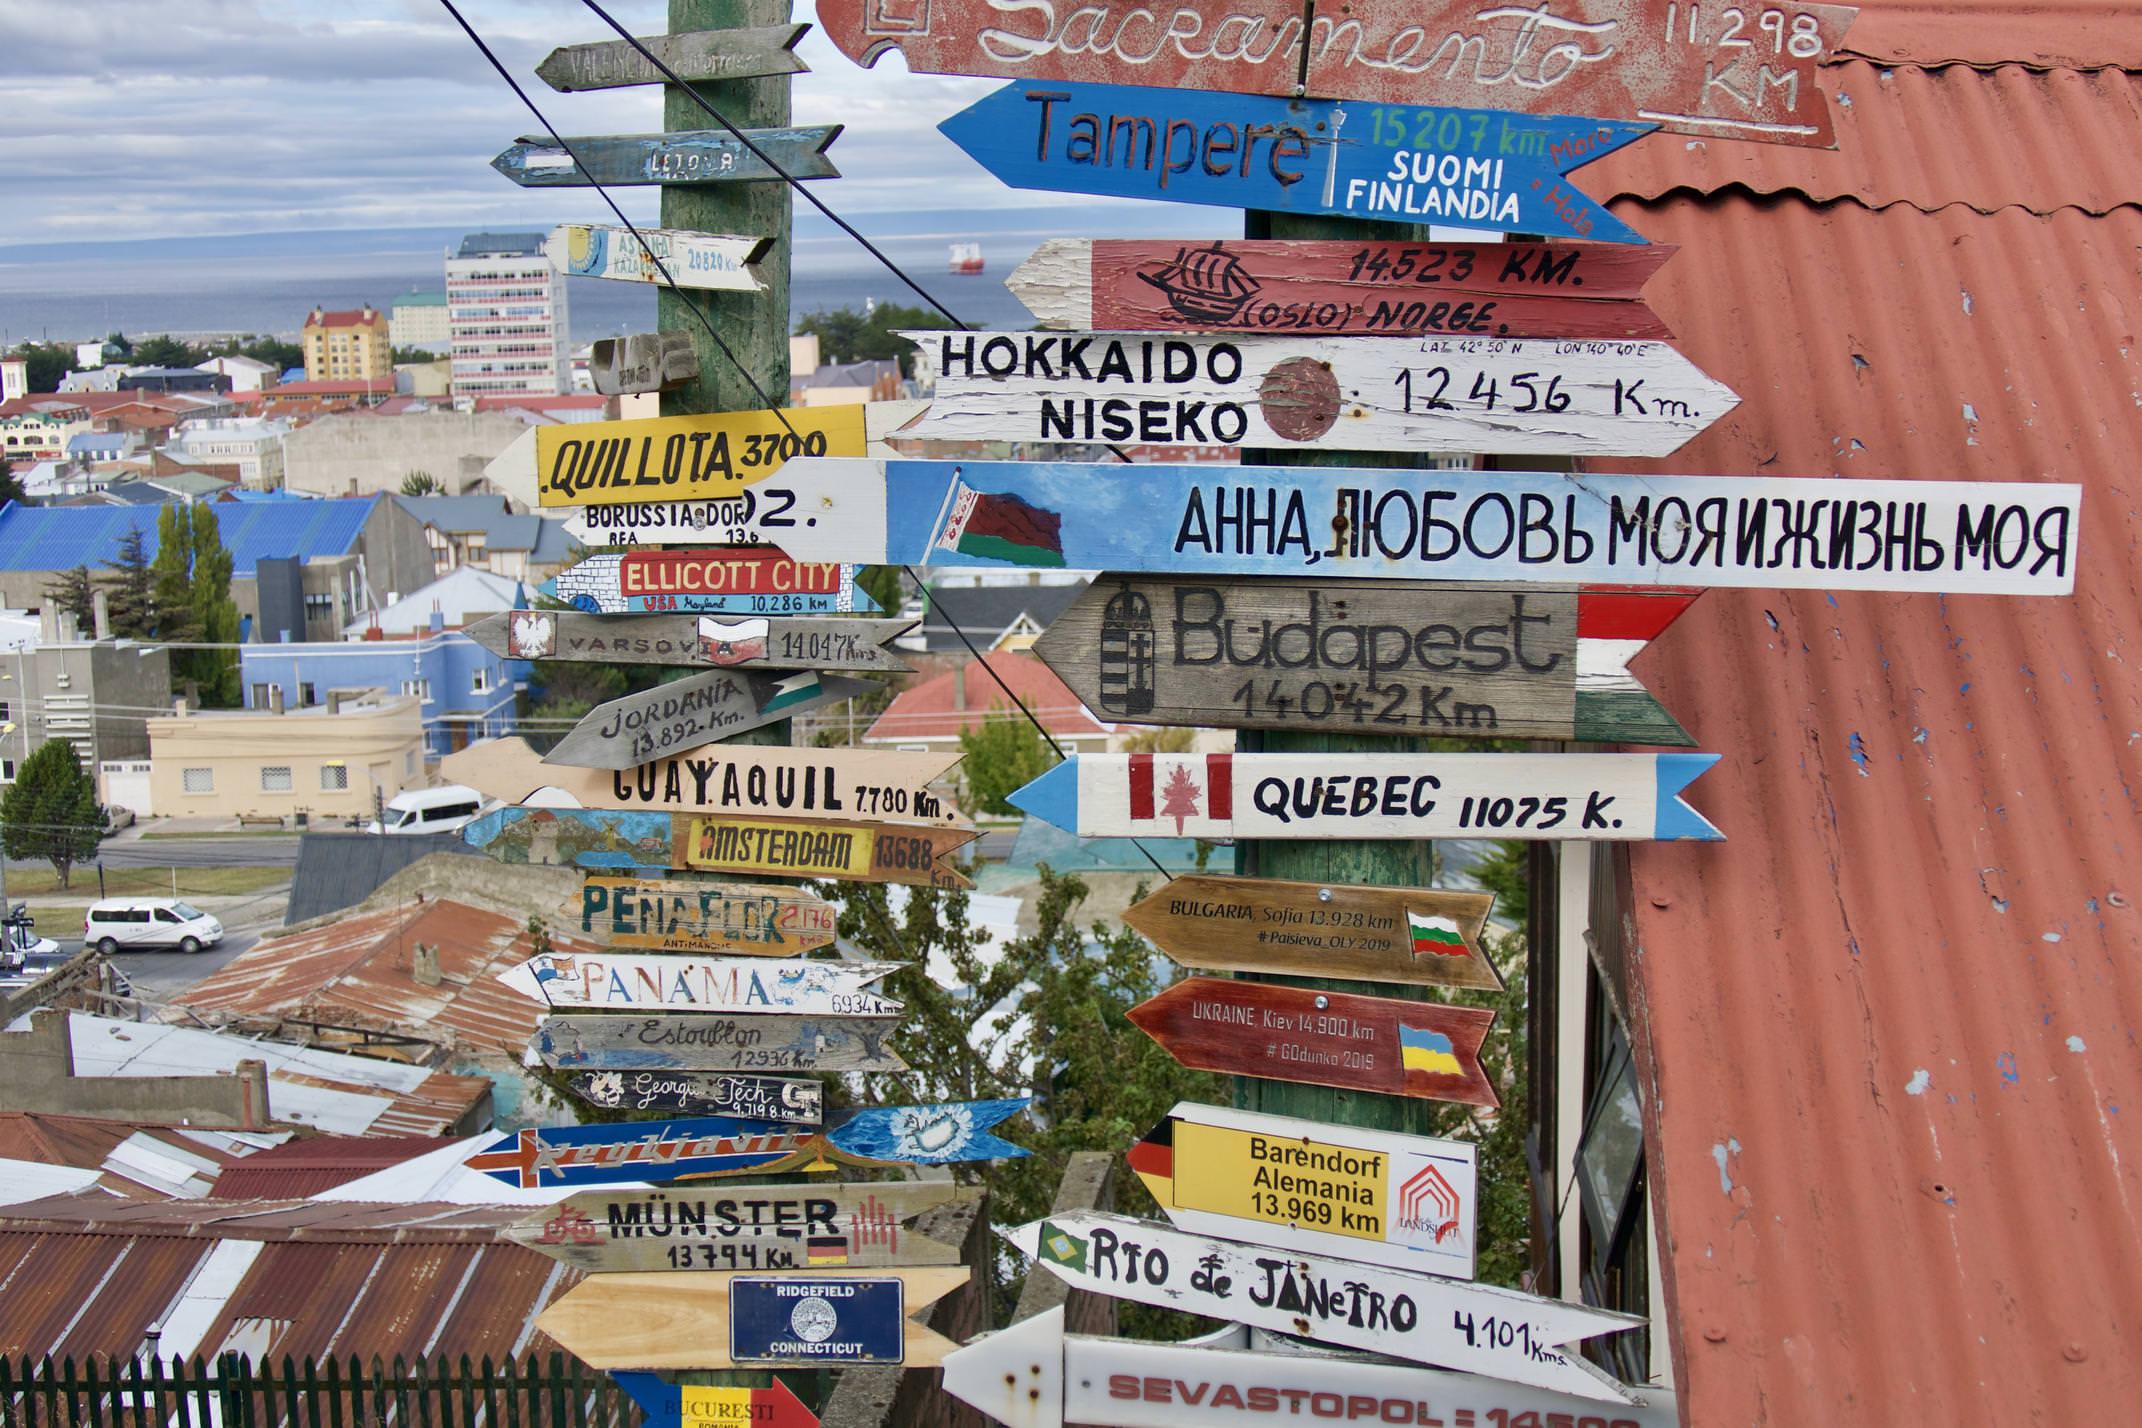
[573,875,838,955]
[1033,577,1697,745]
[904,331,1734,457]
[542,552,873,617]
[492,127,840,187]
[767,458,2084,596]
[1011,751,1723,841]
[1011,237,1675,339]
[1128,1102,1480,1279]
[535,1012,908,1073]
[534,405,864,507]
[820,0,1854,146]
[941,81,1649,243]
[463,611,914,674]
[550,224,770,292]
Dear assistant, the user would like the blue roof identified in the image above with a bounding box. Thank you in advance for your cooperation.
[0,498,376,576]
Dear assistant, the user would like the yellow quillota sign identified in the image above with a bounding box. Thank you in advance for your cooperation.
[536,404,866,506]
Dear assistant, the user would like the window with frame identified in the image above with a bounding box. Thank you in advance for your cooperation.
[182,767,214,794]
[320,763,349,791]
[1,760,14,782]
[260,766,293,792]
[471,667,491,694]
[299,683,318,706]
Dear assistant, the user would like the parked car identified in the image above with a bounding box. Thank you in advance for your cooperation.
[83,897,224,955]
[364,784,489,835]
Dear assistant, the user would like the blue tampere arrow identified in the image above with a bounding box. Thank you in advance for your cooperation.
[940,80,1652,243]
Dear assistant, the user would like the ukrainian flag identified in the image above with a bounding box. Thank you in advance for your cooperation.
[1398,1024,1465,1076]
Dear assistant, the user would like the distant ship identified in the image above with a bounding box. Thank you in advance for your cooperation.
[948,242,985,275]
[1137,242,1257,324]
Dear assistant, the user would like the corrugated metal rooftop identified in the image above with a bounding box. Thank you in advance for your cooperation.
[0,498,377,577]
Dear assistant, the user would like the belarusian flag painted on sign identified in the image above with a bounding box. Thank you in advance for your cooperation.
[1408,911,1467,957]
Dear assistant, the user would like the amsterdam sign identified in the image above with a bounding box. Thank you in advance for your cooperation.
[1121,874,1501,991]
[543,552,874,617]
[1032,577,1697,744]
[538,24,810,92]
[573,875,838,955]
[492,126,841,187]
[1128,978,1499,1106]
[464,610,914,673]
[766,459,2084,596]
[568,1070,825,1124]
[1010,751,1723,841]
[496,953,902,1016]
[941,82,1648,242]
[535,405,864,507]
[464,808,979,888]
[512,1182,971,1274]
[1010,238,1675,339]
[540,670,873,770]
[903,331,1733,457]
[549,223,770,291]
[534,1012,908,1073]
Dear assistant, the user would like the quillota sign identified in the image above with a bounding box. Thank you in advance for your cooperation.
[535,405,863,507]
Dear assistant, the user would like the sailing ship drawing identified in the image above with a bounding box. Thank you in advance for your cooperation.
[1136,243,1260,325]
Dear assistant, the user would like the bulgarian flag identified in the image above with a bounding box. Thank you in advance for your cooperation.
[1408,911,1467,958]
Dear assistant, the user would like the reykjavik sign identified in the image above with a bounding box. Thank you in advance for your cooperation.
[820,0,1855,147]
[941,81,1649,243]
[767,459,2084,596]
[904,330,1735,457]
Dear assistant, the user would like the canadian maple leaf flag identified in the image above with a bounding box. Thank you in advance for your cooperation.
[1126,753,1232,834]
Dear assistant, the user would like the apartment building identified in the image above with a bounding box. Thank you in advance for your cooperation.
[390,290,451,353]
[447,233,570,400]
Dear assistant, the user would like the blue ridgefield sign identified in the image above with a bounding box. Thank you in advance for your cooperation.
[940,80,1651,243]
[729,1277,906,1365]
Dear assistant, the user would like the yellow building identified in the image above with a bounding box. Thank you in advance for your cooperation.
[300,306,394,385]
[146,692,423,822]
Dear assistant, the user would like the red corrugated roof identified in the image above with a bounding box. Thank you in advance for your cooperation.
[304,309,384,329]
[866,650,1110,742]
[208,1136,458,1199]
[0,1111,255,1199]
[1576,13,2142,1420]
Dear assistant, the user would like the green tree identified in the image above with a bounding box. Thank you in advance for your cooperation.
[0,740,107,889]
[391,345,439,364]
[956,700,1057,816]
[100,527,156,638]
[42,567,93,633]
[186,504,241,706]
[400,471,443,496]
[7,342,74,394]
[150,506,204,643]
[0,457,27,509]
[854,565,901,620]
[130,335,208,369]
[795,301,958,374]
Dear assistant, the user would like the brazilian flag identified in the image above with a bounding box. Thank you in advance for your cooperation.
[1038,1221,1088,1273]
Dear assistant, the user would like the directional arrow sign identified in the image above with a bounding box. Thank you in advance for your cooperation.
[823,0,1852,147]
[492,127,840,187]
[465,610,913,673]
[573,875,838,955]
[941,82,1648,243]
[1007,1212,1641,1399]
[539,23,810,92]
[536,1267,966,1370]
[543,552,875,617]
[1126,1102,1478,1279]
[568,1070,825,1125]
[497,953,903,1017]
[550,223,770,291]
[464,808,979,888]
[1129,979,1498,1107]
[1121,875,1501,991]
[1011,238,1675,339]
[612,1373,815,1428]
[941,1306,1678,1428]
[1011,751,1722,842]
[590,332,697,395]
[540,670,874,770]
[825,1098,1031,1167]
[906,330,1733,457]
[1033,577,1697,745]
[467,1119,812,1190]
[766,459,2083,596]
[443,738,962,826]
[513,1182,971,1274]
[536,1013,908,1073]
[535,405,863,507]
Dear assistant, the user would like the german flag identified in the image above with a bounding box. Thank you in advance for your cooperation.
[806,1235,849,1265]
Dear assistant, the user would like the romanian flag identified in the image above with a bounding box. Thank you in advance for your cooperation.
[1408,912,1466,958]
[1398,1024,1466,1077]
[806,1235,849,1265]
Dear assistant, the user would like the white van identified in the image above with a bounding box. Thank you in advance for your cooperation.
[84,898,225,955]
[366,784,489,835]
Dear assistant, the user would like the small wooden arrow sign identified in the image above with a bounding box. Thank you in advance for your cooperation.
[766,459,2084,596]
[1008,1212,1641,1400]
[1033,577,1696,745]
[1128,978,1498,1106]
[1011,751,1723,842]
[1010,238,1675,339]
[543,552,875,618]
[1126,1102,1479,1279]
[568,1070,824,1124]
[497,953,903,1017]
[940,1306,1678,1428]
[1121,875,1500,991]
[535,405,863,507]
[443,738,961,825]
[464,807,979,888]
[492,127,840,187]
[538,23,810,92]
[538,670,874,770]
[590,332,697,395]
[550,224,770,291]
[612,1373,816,1428]
[464,610,914,673]
[513,1182,971,1274]
[467,1119,810,1189]
[535,1013,908,1073]
[906,330,1734,458]
[941,83,1649,242]
[536,1267,966,1370]
[574,875,838,955]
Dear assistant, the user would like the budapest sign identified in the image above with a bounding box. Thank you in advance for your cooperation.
[496,953,902,1017]
[464,610,913,674]
[767,458,2084,596]
[1033,577,1697,744]
[821,0,1854,146]
[534,405,863,507]
[573,875,838,955]
[1010,237,1674,339]
[535,1012,908,1073]
[513,1182,971,1274]
[464,807,979,888]
[542,551,874,617]
[540,670,873,770]
[941,81,1649,242]
[903,331,1733,457]
[492,126,841,187]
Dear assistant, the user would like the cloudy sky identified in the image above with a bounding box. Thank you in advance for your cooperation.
[0,0,1033,243]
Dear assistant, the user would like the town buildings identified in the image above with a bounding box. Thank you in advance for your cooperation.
[389,289,451,354]
[300,306,393,384]
[0,609,173,785]
[447,233,570,399]
[144,691,423,822]
[280,408,533,498]
[164,415,290,489]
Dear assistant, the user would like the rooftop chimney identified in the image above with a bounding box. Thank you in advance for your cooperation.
[429,600,445,635]
[952,662,967,711]
[412,943,442,987]
[91,590,110,641]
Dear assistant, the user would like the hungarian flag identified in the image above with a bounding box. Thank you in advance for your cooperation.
[1408,911,1467,958]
